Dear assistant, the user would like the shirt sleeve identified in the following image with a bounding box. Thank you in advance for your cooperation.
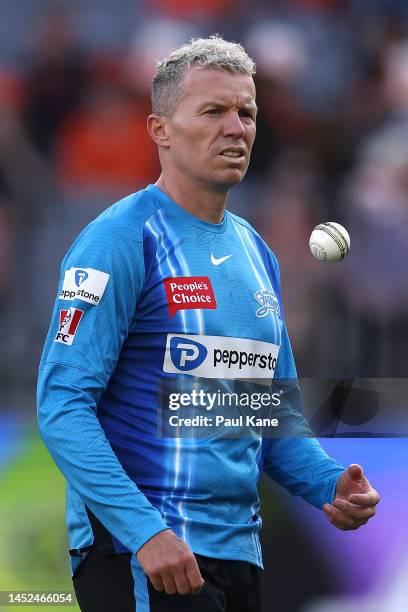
[37,219,168,553]
[262,251,345,509]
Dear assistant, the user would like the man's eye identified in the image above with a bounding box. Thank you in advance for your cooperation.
[207,109,222,115]
[240,111,255,120]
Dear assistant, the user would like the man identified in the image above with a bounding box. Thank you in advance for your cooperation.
[37,36,379,612]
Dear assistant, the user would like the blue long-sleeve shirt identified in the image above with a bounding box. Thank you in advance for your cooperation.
[37,184,344,573]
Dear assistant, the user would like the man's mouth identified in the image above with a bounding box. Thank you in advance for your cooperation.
[219,147,246,159]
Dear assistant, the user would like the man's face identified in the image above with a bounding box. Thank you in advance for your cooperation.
[164,66,257,190]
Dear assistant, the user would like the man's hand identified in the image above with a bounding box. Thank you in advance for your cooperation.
[323,464,380,530]
[136,529,204,595]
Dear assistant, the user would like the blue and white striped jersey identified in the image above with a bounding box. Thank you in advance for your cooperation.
[37,184,344,575]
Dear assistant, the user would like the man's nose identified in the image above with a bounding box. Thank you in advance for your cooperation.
[222,111,246,137]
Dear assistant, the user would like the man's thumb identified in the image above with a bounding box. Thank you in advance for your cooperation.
[348,464,364,481]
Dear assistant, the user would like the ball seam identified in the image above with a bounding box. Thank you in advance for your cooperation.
[315,224,348,259]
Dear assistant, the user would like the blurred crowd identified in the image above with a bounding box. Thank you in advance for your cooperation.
[1,0,408,390]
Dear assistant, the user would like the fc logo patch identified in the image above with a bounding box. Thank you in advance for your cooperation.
[55,307,84,345]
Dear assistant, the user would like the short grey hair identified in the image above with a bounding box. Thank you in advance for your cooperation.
[152,35,256,116]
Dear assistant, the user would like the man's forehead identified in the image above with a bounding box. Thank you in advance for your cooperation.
[182,66,256,106]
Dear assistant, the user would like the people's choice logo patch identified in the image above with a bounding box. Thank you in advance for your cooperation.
[164,334,280,380]
[55,307,84,345]
[59,267,109,305]
[163,277,216,318]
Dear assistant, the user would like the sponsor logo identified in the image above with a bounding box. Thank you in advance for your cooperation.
[55,307,84,345]
[163,276,216,318]
[59,267,109,305]
[169,337,208,371]
[210,253,232,266]
[75,269,89,287]
[164,334,280,380]
[254,290,281,318]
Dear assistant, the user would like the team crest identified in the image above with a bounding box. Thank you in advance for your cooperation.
[254,290,281,318]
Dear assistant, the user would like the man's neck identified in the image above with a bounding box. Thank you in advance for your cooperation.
[155,174,228,224]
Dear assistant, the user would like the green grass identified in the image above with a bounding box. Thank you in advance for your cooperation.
[0,432,80,611]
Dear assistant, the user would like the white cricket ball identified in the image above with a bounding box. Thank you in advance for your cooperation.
[309,222,351,263]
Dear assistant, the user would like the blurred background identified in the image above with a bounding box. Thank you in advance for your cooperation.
[0,0,407,610]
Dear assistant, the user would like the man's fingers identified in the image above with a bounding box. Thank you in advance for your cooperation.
[324,503,372,530]
[185,556,205,594]
[324,505,348,529]
[349,490,380,506]
[161,572,178,595]
[329,466,379,531]
[332,498,376,520]
[324,504,358,530]
[173,568,193,595]
[136,530,204,596]
[324,503,344,522]
[148,558,204,596]
[149,574,165,592]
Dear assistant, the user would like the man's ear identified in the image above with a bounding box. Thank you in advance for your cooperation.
[147,114,170,148]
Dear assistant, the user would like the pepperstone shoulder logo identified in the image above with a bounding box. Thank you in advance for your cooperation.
[254,290,281,318]
[59,267,110,305]
[163,276,216,318]
[164,334,280,380]
[55,307,84,345]
[75,269,88,286]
